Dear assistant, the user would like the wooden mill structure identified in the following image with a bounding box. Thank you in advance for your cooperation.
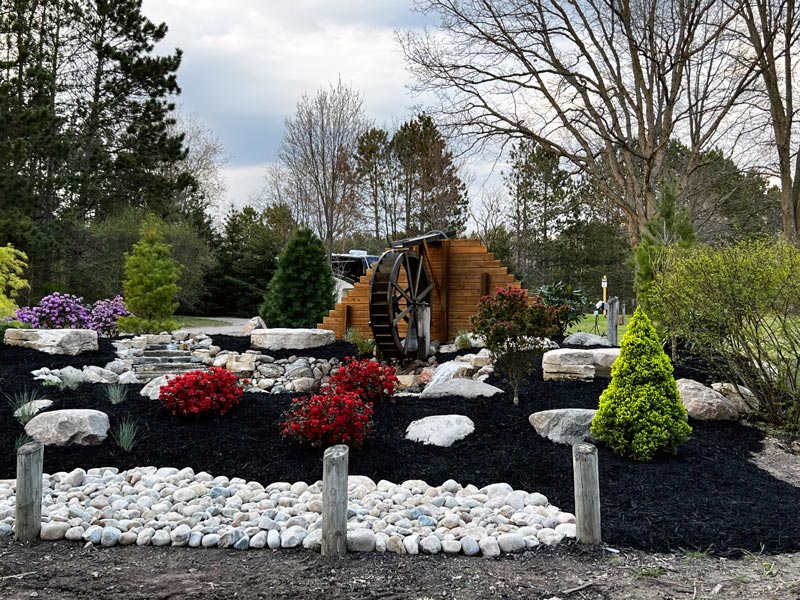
[318,232,524,360]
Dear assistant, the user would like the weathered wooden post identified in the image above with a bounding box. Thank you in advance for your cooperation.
[15,441,43,542]
[606,296,619,346]
[322,444,349,557]
[572,442,601,544]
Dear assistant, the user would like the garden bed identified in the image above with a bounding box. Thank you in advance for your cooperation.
[1,339,799,556]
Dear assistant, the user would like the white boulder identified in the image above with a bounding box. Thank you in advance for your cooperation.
[240,316,267,336]
[4,329,98,355]
[140,375,171,400]
[25,409,109,445]
[563,332,613,347]
[420,378,504,399]
[405,415,475,447]
[251,328,335,351]
[711,382,759,416]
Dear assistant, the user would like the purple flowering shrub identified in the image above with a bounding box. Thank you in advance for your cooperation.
[89,296,130,336]
[15,293,130,336]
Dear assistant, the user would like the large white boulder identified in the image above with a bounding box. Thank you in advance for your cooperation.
[542,348,619,381]
[529,409,597,445]
[420,378,504,399]
[4,329,98,355]
[251,328,335,351]
[406,415,475,447]
[25,409,109,446]
[677,378,738,421]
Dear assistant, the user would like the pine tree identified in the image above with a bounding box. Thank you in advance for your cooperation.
[590,306,691,461]
[118,217,181,333]
[260,228,334,328]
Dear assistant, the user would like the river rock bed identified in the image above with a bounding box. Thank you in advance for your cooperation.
[0,468,575,555]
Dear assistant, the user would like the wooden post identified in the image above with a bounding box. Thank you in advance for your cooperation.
[572,443,601,545]
[606,296,619,346]
[343,304,352,338]
[322,444,349,558]
[15,441,43,542]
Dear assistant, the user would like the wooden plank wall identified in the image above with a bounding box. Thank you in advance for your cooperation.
[318,238,524,342]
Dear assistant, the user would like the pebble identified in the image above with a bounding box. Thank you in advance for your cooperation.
[4,467,575,556]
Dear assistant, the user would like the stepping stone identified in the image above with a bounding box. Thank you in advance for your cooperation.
[406,415,475,447]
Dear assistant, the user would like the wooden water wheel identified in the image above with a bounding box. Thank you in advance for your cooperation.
[368,232,445,360]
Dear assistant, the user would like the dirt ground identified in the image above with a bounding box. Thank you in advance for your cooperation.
[1,538,798,600]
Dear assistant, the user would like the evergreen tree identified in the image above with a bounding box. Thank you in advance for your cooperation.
[118,217,180,333]
[205,206,281,317]
[635,182,696,309]
[260,228,334,328]
[590,306,691,461]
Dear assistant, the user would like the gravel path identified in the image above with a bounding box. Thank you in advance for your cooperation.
[176,317,250,337]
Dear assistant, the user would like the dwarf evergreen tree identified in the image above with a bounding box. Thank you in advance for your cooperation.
[590,306,691,461]
[118,218,181,333]
[260,228,334,328]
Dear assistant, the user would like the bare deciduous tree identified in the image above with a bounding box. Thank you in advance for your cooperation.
[741,0,800,242]
[278,79,371,255]
[401,0,757,245]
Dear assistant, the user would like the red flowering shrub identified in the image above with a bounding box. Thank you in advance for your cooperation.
[327,358,398,404]
[159,367,244,416]
[280,390,373,448]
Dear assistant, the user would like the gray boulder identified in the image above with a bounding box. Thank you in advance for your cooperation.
[4,328,98,355]
[542,348,619,381]
[240,316,267,336]
[82,365,119,384]
[25,409,109,445]
[563,332,613,347]
[420,378,503,399]
[711,382,759,416]
[677,378,738,421]
[405,415,475,447]
[529,409,597,445]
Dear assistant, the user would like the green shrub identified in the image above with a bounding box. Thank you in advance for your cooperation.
[590,306,691,461]
[118,217,181,334]
[649,238,800,428]
[260,228,334,328]
[536,281,587,336]
[0,244,29,319]
[471,286,561,404]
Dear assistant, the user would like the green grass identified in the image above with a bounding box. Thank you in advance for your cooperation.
[567,313,628,340]
[174,316,233,328]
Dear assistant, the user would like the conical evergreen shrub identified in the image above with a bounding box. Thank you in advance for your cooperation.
[118,217,181,334]
[590,306,691,461]
[260,228,334,328]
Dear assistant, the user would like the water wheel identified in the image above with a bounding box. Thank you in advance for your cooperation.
[369,249,435,360]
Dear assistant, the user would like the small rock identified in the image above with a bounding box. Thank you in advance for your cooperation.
[40,522,71,541]
[479,536,500,557]
[419,535,442,554]
[346,529,376,552]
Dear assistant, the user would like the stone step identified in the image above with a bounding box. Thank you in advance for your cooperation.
[134,362,203,373]
[143,350,193,358]
[132,355,196,365]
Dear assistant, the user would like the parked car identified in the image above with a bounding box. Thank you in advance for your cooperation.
[331,250,379,284]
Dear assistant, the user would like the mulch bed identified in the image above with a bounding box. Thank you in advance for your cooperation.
[1,337,799,556]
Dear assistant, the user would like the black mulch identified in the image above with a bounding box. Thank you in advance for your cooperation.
[1,341,798,557]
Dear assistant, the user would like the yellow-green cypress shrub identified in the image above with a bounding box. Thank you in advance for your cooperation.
[590,306,691,461]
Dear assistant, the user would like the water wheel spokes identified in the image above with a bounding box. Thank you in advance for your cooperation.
[369,249,433,360]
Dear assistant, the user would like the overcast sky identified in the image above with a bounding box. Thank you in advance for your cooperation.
[140,0,438,212]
